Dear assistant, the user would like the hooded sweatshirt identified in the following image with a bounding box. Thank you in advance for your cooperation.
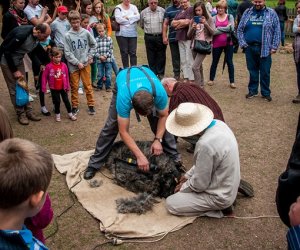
[63,27,96,73]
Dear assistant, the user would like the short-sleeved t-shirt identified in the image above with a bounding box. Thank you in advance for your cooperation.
[24,5,43,22]
[116,67,168,118]
[164,5,182,43]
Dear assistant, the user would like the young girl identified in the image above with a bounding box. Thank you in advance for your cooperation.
[90,1,112,37]
[187,1,214,87]
[293,1,300,104]
[41,48,77,122]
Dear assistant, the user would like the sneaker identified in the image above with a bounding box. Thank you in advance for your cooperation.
[72,107,79,116]
[230,83,237,89]
[245,93,258,99]
[96,87,102,91]
[292,94,300,104]
[262,95,272,102]
[88,106,96,115]
[207,80,214,86]
[41,106,51,116]
[46,89,51,94]
[78,88,84,95]
[106,88,112,92]
[68,113,77,121]
[29,95,34,102]
[26,112,41,121]
[56,114,61,122]
[18,113,29,125]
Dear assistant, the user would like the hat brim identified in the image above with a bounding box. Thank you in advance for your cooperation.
[166,104,214,137]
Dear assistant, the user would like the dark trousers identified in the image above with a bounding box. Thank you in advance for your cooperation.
[209,45,235,83]
[169,41,181,77]
[296,62,300,95]
[88,89,180,170]
[280,21,285,46]
[245,44,272,97]
[144,34,167,76]
[50,89,72,114]
[116,36,137,68]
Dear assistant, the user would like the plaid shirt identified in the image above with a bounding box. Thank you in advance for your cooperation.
[95,35,113,62]
[237,6,280,58]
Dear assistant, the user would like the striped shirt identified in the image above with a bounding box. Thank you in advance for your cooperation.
[169,82,225,122]
[95,35,113,63]
[164,5,182,42]
[237,6,281,58]
[287,225,300,250]
[140,6,165,34]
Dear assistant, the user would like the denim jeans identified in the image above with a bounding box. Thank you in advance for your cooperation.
[209,45,234,83]
[296,62,300,95]
[245,45,272,97]
[97,62,113,89]
[280,21,285,46]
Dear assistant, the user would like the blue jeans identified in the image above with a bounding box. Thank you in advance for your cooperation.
[97,62,112,89]
[280,21,285,46]
[245,45,272,97]
[209,45,235,83]
[111,58,119,76]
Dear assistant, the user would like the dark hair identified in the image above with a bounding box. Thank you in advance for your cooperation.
[35,23,48,33]
[81,13,90,21]
[0,105,13,142]
[0,138,53,209]
[81,0,93,14]
[132,91,154,116]
[193,1,210,20]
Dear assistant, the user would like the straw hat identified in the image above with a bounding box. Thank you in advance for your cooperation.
[166,103,214,137]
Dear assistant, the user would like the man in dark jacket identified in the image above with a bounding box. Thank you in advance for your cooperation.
[0,23,51,125]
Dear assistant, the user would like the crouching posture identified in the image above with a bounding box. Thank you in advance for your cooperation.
[165,103,240,218]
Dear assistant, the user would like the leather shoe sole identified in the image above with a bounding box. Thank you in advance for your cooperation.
[84,167,97,180]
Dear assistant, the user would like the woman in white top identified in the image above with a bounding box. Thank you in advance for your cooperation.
[115,0,140,68]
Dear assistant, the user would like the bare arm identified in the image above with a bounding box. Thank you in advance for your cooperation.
[162,19,169,45]
[118,116,150,171]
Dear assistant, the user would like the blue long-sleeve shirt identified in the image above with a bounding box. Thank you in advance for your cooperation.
[237,6,281,58]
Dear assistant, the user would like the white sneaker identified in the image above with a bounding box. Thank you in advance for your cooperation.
[78,88,84,95]
[46,89,51,94]
[68,113,77,121]
[29,95,34,102]
[56,114,61,122]
[207,80,214,86]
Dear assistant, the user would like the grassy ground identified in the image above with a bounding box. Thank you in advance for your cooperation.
[1,28,300,249]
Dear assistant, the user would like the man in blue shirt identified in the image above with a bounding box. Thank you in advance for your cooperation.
[237,0,280,102]
[84,66,180,179]
[162,0,182,80]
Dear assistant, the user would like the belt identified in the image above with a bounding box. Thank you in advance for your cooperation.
[249,42,261,46]
[145,33,162,37]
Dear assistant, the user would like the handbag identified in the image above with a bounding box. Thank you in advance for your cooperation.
[16,77,29,106]
[111,7,121,32]
[193,40,211,55]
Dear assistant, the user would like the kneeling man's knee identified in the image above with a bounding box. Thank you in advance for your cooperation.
[166,195,180,215]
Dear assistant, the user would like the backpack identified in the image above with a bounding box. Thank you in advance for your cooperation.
[111,7,121,31]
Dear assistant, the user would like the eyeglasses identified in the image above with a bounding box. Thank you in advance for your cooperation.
[150,2,158,5]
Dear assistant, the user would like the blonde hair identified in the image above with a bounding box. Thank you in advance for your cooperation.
[216,0,227,10]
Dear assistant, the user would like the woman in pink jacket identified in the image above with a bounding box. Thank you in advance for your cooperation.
[42,47,77,122]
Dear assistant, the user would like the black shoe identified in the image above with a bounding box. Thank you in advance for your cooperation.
[88,106,96,115]
[84,167,97,180]
[72,107,79,116]
[222,205,234,216]
[238,179,254,197]
[262,95,272,102]
[41,110,51,116]
[245,93,258,99]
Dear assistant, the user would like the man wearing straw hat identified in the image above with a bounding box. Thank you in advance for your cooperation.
[165,102,240,217]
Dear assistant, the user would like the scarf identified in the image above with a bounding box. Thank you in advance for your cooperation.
[8,6,28,26]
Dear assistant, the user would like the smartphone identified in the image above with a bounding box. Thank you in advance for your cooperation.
[194,16,201,23]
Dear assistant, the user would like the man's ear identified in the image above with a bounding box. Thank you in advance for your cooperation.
[29,191,45,208]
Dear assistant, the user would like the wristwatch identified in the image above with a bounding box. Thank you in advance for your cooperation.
[154,137,162,143]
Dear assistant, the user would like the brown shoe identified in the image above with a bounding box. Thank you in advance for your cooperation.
[26,112,41,121]
[18,113,29,125]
